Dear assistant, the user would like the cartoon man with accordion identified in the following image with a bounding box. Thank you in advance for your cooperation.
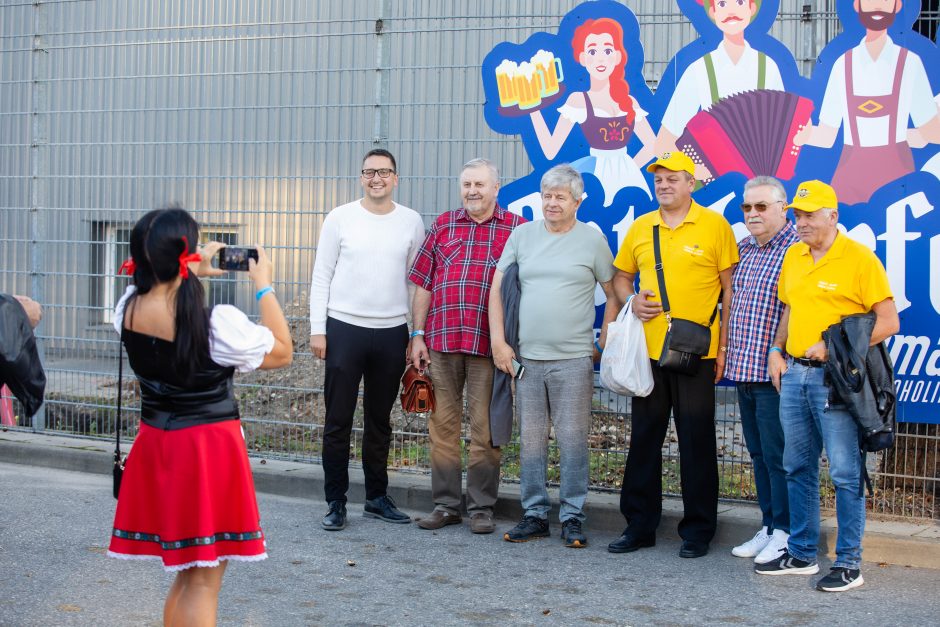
[658,0,802,185]
[795,0,940,205]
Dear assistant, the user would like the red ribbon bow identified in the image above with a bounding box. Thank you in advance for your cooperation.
[118,258,137,275]
[178,237,202,279]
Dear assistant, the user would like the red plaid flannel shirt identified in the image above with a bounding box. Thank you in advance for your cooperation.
[408,206,524,356]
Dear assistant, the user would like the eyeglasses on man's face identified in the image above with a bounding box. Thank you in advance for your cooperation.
[740,200,783,213]
[361,168,396,179]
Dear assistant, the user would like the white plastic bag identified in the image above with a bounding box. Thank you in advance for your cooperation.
[600,296,654,397]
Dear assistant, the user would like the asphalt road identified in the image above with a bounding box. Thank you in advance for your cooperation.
[1,461,938,626]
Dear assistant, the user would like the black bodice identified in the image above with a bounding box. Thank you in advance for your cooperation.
[121,327,239,430]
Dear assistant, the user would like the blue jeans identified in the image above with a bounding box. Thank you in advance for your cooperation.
[516,357,594,523]
[779,362,866,569]
[736,382,789,533]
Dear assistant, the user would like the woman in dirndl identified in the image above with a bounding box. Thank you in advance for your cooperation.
[107,207,292,626]
[529,17,657,205]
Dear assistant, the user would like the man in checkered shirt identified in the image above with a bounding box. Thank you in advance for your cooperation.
[725,175,798,566]
[408,158,525,535]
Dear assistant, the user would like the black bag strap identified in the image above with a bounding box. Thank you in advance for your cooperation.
[114,329,124,464]
[652,224,672,319]
[653,224,717,325]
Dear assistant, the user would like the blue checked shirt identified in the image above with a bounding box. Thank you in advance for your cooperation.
[725,224,799,382]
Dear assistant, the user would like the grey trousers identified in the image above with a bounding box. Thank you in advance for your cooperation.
[516,356,594,523]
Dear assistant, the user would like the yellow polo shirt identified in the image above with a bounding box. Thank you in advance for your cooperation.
[614,201,738,360]
[778,232,893,358]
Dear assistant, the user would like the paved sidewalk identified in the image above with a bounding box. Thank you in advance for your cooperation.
[1,429,938,570]
[2,460,940,626]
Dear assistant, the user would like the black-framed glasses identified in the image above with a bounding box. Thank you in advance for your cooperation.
[361,168,395,179]
[740,200,783,213]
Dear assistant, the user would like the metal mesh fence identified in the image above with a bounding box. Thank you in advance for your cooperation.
[1,1,937,521]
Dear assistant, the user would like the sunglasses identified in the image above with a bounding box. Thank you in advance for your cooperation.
[740,201,783,213]
[361,168,396,179]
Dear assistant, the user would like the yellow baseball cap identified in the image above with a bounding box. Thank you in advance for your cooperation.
[646,151,695,177]
[787,180,838,213]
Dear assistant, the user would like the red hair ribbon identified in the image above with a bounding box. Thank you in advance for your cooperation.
[178,236,202,279]
[118,258,137,275]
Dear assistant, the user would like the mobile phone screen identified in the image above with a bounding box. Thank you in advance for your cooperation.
[511,358,525,380]
[217,247,258,272]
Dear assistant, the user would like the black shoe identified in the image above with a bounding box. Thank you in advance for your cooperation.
[363,495,411,524]
[503,516,550,542]
[561,518,588,548]
[755,550,820,576]
[816,567,864,592]
[607,529,655,553]
[679,540,709,558]
[321,500,347,531]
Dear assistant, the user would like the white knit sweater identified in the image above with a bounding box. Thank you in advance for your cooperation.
[309,200,426,334]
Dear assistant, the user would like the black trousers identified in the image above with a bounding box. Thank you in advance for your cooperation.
[322,317,408,503]
[620,359,718,543]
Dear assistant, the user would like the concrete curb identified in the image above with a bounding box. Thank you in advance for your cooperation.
[2,429,938,569]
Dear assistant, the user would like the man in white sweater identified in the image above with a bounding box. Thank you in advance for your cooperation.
[309,149,427,531]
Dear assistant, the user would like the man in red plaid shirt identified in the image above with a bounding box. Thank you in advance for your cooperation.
[408,158,525,534]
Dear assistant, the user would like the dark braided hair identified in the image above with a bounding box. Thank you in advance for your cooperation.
[124,207,210,378]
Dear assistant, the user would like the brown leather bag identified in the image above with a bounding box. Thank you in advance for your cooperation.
[400,365,435,413]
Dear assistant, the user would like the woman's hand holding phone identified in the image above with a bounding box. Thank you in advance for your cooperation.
[248,245,273,290]
[193,242,226,278]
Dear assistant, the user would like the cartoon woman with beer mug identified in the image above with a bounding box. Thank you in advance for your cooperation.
[529,17,656,204]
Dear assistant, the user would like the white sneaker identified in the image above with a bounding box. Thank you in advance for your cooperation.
[754,529,789,564]
[731,527,770,558]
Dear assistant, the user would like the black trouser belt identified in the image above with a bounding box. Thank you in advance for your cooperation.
[792,357,824,368]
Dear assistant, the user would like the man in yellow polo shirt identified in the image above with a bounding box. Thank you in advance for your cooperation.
[756,180,899,592]
[607,151,738,559]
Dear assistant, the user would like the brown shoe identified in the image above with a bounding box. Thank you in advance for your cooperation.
[469,512,495,534]
[416,509,462,530]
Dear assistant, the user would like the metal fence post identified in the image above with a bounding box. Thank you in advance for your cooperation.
[372,0,392,146]
[29,0,47,432]
[800,3,815,78]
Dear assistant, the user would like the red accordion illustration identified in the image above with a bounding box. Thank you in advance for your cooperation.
[677,90,814,184]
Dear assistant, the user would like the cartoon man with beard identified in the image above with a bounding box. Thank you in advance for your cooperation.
[795,0,940,205]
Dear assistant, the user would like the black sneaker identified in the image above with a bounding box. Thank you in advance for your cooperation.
[363,495,411,524]
[816,567,864,592]
[503,516,550,542]
[560,518,587,548]
[321,500,347,531]
[754,550,820,576]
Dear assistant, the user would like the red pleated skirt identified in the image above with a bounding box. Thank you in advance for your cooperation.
[108,420,267,572]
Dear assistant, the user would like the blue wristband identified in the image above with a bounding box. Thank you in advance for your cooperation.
[410,329,425,338]
[768,346,783,355]
[594,340,603,354]
[255,286,274,301]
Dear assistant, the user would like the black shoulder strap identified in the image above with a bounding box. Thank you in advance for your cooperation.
[115,328,124,462]
[652,224,671,319]
[653,224,718,325]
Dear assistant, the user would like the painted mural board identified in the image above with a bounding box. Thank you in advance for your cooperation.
[482,0,940,423]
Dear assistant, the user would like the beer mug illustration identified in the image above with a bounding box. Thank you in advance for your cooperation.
[496,60,519,107]
[532,49,564,98]
[512,61,542,110]
[493,49,566,112]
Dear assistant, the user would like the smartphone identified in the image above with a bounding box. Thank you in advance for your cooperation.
[217,246,258,272]
[511,358,525,380]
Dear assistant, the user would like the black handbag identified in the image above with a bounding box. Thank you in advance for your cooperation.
[653,225,717,375]
[112,333,126,500]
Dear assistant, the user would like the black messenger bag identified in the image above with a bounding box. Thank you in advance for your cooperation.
[653,225,716,375]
